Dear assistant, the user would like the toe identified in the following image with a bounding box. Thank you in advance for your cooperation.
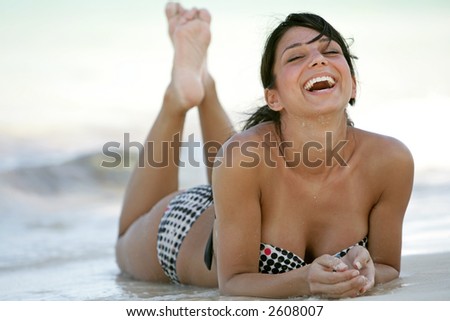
[183,8,198,21]
[197,9,211,23]
[165,2,180,19]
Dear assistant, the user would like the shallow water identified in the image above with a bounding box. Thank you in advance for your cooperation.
[0,153,449,300]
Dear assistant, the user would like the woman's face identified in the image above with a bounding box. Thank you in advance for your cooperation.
[266,26,356,120]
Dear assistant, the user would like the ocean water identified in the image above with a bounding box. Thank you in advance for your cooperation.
[1,0,449,300]
[0,152,449,300]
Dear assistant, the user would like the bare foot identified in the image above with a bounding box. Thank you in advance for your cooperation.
[165,2,211,111]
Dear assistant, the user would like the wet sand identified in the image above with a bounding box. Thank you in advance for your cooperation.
[0,154,449,301]
[1,249,449,300]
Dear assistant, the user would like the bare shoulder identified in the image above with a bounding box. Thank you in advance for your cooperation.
[224,122,275,144]
[218,122,275,162]
[352,128,414,180]
[353,128,414,163]
[212,122,275,192]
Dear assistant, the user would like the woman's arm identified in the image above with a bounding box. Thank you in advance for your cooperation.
[212,134,366,298]
[212,134,308,298]
[367,137,415,284]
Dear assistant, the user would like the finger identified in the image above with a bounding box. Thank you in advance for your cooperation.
[353,252,371,270]
[310,266,360,286]
[328,269,360,285]
[314,275,368,298]
[339,277,369,298]
[361,277,375,293]
[315,255,348,272]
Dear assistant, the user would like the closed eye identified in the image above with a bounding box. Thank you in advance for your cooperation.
[324,50,340,55]
[287,55,304,63]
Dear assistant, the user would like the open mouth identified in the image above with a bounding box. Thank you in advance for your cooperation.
[304,76,336,92]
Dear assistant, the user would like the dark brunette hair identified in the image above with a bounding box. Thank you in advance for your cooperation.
[243,13,357,131]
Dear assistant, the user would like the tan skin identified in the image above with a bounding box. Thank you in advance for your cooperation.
[115,3,414,299]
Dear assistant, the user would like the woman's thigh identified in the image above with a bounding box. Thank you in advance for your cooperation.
[115,192,178,282]
[115,190,218,286]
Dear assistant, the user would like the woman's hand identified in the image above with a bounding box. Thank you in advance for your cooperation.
[306,254,370,298]
[340,245,375,294]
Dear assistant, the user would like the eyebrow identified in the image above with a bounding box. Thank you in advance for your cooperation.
[281,37,331,56]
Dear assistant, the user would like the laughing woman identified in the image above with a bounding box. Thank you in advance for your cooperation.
[115,2,414,299]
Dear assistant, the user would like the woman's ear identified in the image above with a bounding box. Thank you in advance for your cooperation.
[264,88,283,111]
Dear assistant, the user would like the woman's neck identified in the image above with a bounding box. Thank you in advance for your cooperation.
[278,112,353,175]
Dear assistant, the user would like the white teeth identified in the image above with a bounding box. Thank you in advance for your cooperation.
[304,76,336,91]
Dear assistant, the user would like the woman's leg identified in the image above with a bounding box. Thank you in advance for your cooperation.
[115,3,213,282]
[118,3,212,237]
[116,3,234,285]
[198,73,236,183]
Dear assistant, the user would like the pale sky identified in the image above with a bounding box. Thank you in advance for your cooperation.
[1,0,449,170]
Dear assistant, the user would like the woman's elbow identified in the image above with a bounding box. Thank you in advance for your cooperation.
[374,263,400,284]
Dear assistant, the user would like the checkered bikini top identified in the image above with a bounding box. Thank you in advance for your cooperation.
[259,236,368,274]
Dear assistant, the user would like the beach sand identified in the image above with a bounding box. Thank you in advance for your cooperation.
[113,251,450,300]
[1,180,450,301]
[1,248,450,301]
[0,153,449,301]
[354,253,450,301]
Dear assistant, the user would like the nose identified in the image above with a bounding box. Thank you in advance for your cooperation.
[308,52,328,68]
